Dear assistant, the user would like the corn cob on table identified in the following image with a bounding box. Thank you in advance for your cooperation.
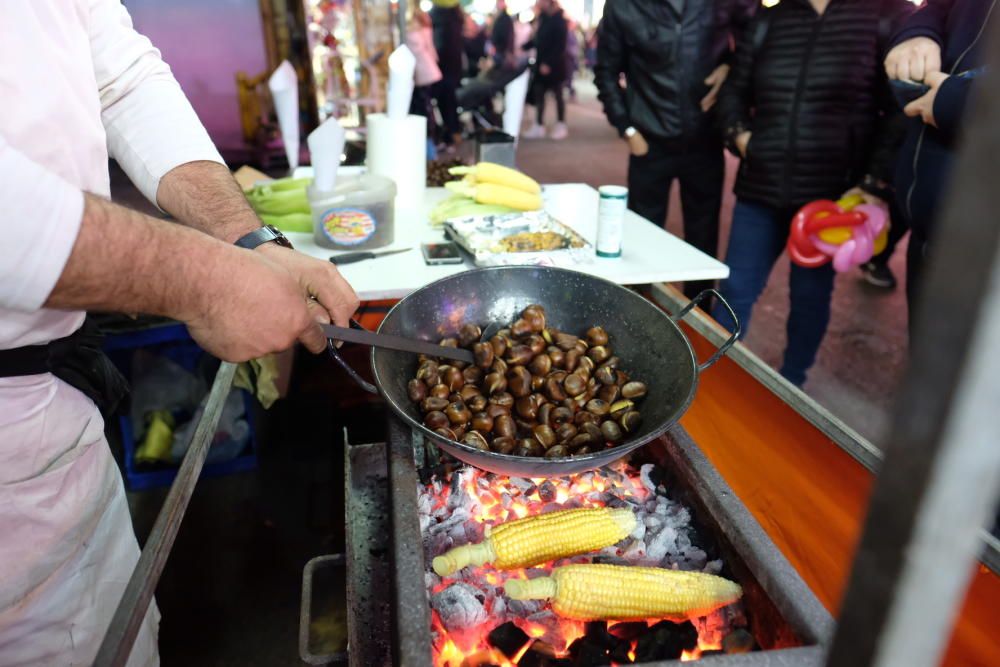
[432,507,636,576]
[505,563,743,621]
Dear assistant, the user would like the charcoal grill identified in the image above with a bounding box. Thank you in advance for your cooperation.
[302,415,832,666]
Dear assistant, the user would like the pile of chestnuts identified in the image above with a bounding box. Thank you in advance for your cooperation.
[407,304,648,458]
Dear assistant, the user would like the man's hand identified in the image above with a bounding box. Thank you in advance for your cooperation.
[734,131,751,158]
[256,243,359,330]
[885,36,942,82]
[903,70,949,127]
[184,248,339,361]
[626,129,649,157]
[701,64,730,112]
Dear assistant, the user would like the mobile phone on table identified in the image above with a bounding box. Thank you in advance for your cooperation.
[421,242,464,265]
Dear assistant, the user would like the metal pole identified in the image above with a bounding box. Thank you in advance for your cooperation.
[826,18,1000,667]
[94,361,239,667]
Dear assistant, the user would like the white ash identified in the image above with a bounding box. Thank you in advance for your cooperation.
[431,582,489,632]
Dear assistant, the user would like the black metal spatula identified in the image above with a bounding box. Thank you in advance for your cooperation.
[321,322,475,365]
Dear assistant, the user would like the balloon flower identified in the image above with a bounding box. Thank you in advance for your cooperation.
[787,195,889,272]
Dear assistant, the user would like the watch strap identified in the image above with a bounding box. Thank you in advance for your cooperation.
[234,225,293,250]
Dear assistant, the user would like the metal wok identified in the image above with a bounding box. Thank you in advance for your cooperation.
[331,266,738,477]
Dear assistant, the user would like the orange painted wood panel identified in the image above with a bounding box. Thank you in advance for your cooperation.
[679,329,1000,666]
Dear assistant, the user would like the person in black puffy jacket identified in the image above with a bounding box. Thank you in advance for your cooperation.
[594,0,756,298]
[431,0,466,145]
[712,0,912,387]
[884,0,996,329]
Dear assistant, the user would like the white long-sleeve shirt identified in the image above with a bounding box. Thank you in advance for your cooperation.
[0,3,225,663]
[0,0,224,348]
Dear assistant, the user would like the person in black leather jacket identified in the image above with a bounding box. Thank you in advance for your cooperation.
[594,0,756,298]
[430,0,465,145]
[883,0,996,329]
[712,0,912,387]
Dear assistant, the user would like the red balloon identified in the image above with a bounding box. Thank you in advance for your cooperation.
[787,202,835,268]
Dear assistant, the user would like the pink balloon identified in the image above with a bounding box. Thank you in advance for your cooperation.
[855,204,887,235]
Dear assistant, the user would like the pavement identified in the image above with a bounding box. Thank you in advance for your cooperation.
[515,79,910,444]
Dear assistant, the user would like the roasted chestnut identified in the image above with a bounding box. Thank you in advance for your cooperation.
[621,381,648,400]
[563,373,586,398]
[531,375,546,392]
[434,427,458,441]
[577,356,595,377]
[452,424,467,439]
[518,438,545,457]
[598,384,621,404]
[417,361,440,386]
[511,318,533,337]
[522,305,546,332]
[493,415,517,438]
[458,323,482,348]
[538,403,554,427]
[569,433,595,450]
[424,411,449,430]
[554,332,579,351]
[600,356,621,371]
[486,402,511,419]
[468,395,488,412]
[574,410,597,426]
[443,366,464,392]
[586,399,611,417]
[471,412,494,433]
[430,383,451,399]
[484,372,507,396]
[507,366,532,398]
[564,348,582,372]
[515,395,539,420]
[533,424,557,449]
[445,402,472,426]
[489,335,508,359]
[547,346,566,369]
[620,410,642,433]
[551,406,575,425]
[587,345,611,363]
[462,431,490,451]
[555,422,578,443]
[586,326,609,347]
[582,422,604,443]
[491,358,509,376]
[506,344,534,366]
[601,420,623,442]
[421,396,450,413]
[491,391,515,408]
[473,342,494,369]
[545,445,570,458]
[610,399,635,418]
[545,377,568,402]
[460,384,482,402]
[530,354,552,377]
[595,366,617,386]
[492,436,516,454]
[408,379,428,403]
[524,334,546,356]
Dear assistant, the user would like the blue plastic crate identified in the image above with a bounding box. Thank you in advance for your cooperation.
[104,323,258,491]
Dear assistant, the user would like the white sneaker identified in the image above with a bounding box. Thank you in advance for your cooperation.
[522,124,546,139]
[550,122,568,140]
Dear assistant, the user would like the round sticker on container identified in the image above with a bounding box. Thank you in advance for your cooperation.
[320,208,376,246]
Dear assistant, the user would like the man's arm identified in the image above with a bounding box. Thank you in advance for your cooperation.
[87,0,358,330]
[717,11,761,157]
[593,12,630,137]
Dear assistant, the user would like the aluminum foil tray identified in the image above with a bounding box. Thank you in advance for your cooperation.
[443,211,593,267]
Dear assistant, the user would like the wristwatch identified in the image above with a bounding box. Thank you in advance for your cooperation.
[234,225,294,250]
[624,127,638,139]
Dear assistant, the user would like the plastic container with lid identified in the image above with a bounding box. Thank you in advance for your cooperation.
[308,173,397,250]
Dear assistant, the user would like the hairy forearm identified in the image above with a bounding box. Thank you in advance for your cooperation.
[45,193,231,320]
[156,160,261,243]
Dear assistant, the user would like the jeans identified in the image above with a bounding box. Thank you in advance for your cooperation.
[627,138,724,298]
[712,199,836,386]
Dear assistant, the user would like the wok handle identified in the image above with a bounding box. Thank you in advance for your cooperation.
[671,289,741,372]
[326,320,379,394]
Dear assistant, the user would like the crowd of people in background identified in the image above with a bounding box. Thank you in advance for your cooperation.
[407,0,992,387]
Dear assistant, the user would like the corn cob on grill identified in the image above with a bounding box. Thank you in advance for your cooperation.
[504,563,743,621]
[432,507,636,577]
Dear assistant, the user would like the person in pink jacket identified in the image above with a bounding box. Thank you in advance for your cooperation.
[0,2,359,665]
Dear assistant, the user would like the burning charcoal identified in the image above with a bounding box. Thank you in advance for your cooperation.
[608,622,647,641]
[584,622,619,651]
[593,555,629,566]
[418,494,433,515]
[605,496,630,509]
[510,477,535,493]
[639,464,658,494]
[608,642,632,664]
[633,620,698,662]
[722,628,755,654]
[492,595,507,619]
[488,621,531,659]
[449,524,470,545]
[465,521,485,544]
[425,571,441,590]
[629,520,646,542]
[645,526,677,564]
[643,515,664,533]
[538,481,557,503]
[420,514,431,534]
[540,502,564,514]
[567,636,609,667]
[433,507,472,535]
[507,599,545,616]
[519,648,573,667]
[501,494,514,510]
[426,534,454,561]
[430,582,489,632]
[701,649,724,656]
[685,548,708,571]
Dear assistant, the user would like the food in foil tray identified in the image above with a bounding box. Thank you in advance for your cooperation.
[444,211,592,267]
